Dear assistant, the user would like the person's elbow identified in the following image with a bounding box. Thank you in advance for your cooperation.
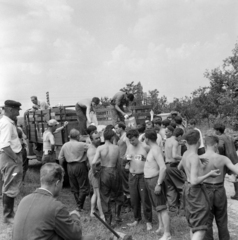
[160,165,167,175]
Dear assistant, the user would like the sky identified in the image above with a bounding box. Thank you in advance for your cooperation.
[0,0,238,113]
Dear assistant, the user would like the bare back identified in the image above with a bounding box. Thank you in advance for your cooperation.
[98,142,119,168]
[87,145,97,167]
[165,136,179,163]
[201,152,229,184]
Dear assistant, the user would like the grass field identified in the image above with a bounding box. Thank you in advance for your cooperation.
[1,159,238,240]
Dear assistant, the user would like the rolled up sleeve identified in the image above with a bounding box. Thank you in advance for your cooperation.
[0,122,11,149]
[55,206,82,240]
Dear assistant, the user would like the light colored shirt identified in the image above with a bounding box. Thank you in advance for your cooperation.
[43,131,55,154]
[58,139,89,163]
[195,127,204,149]
[0,115,22,153]
[33,100,50,110]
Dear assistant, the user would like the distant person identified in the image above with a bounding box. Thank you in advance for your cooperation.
[92,128,124,225]
[13,163,94,240]
[201,134,238,240]
[87,131,104,219]
[30,96,50,110]
[178,130,220,240]
[125,129,153,231]
[145,120,154,130]
[214,123,238,200]
[75,97,100,135]
[164,128,185,212]
[0,100,23,224]
[160,119,171,140]
[187,119,205,155]
[58,129,89,212]
[144,129,171,239]
[42,119,68,164]
[111,91,134,125]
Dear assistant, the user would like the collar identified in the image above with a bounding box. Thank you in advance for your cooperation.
[37,188,54,196]
[2,115,14,124]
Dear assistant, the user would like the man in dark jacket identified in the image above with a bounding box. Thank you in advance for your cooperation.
[13,163,94,240]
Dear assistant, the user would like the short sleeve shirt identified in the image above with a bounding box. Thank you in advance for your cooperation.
[43,131,55,154]
[0,115,22,153]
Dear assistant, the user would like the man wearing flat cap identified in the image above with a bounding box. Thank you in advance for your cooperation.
[0,100,23,224]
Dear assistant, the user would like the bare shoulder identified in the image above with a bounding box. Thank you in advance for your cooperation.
[142,142,150,152]
[152,145,162,155]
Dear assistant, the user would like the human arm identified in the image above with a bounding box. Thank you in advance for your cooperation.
[92,147,101,174]
[154,148,167,195]
[190,157,220,185]
[55,205,82,240]
[177,160,184,170]
[58,147,65,166]
[172,141,182,161]
[54,122,68,134]
[225,157,238,175]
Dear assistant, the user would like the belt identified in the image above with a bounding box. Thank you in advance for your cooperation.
[204,182,224,187]
[130,172,144,176]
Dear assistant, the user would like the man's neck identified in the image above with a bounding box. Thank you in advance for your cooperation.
[205,147,216,154]
[39,186,54,197]
[105,140,112,145]
[187,144,198,153]
[171,136,177,141]
[4,113,14,121]
[120,130,125,137]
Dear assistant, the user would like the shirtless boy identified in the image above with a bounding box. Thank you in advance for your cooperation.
[125,129,152,230]
[178,130,220,240]
[201,134,238,240]
[87,131,104,220]
[92,128,124,225]
[164,128,185,212]
[144,129,171,240]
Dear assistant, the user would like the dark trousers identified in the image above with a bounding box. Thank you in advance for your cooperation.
[111,106,125,125]
[67,162,89,209]
[119,158,130,197]
[100,167,124,221]
[164,162,186,210]
[204,183,230,240]
[22,148,28,181]
[129,173,152,222]
[75,103,87,135]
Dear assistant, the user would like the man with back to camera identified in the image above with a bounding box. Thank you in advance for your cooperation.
[13,163,95,240]
[111,91,134,125]
[92,128,124,226]
[144,129,171,240]
[213,122,238,200]
[164,127,185,213]
[178,130,220,240]
[75,97,100,135]
[201,134,238,240]
[125,129,153,231]
[0,100,23,224]
[58,129,90,212]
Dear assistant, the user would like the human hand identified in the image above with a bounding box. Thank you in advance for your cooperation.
[154,185,161,195]
[209,169,221,178]
[64,121,68,127]
[124,114,129,119]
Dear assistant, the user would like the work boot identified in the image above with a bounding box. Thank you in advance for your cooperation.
[115,205,122,223]
[3,194,15,224]
[231,182,238,200]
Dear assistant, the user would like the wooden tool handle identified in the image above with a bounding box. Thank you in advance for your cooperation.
[93,212,120,239]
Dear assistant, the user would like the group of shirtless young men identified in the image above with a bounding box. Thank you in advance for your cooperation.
[85,116,238,240]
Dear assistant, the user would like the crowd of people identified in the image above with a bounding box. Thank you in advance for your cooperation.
[1,92,238,240]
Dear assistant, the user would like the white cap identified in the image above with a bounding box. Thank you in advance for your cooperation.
[47,119,59,126]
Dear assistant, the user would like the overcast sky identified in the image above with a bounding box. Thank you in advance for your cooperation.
[0,0,237,113]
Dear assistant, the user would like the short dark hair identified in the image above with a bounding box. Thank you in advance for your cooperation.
[167,125,174,133]
[87,125,97,135]
[145,129,157,142]
[116,122,126,130]
[31,96,37,100]
[137,124,145,134]
[126,129,139,139]
[213,123,225,134]
[69,129,80,139]
[170,122,177,129]
[188,119,196,125]
[40,163,65,186]
[205,134,219,146]
[162,119,171,127]
[173,128,184,137]
[184,130,200,145]
[174,116,182,125]
[92,97,100,105]
[153,119,162,126]
[127,93,134,102]
[104,128,115,140]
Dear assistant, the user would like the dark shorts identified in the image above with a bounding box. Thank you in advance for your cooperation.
[183,182,209,233]
[88,169,100,188]
[145,176,167,212]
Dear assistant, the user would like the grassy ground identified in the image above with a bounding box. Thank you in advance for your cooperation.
[1,160,238,240]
